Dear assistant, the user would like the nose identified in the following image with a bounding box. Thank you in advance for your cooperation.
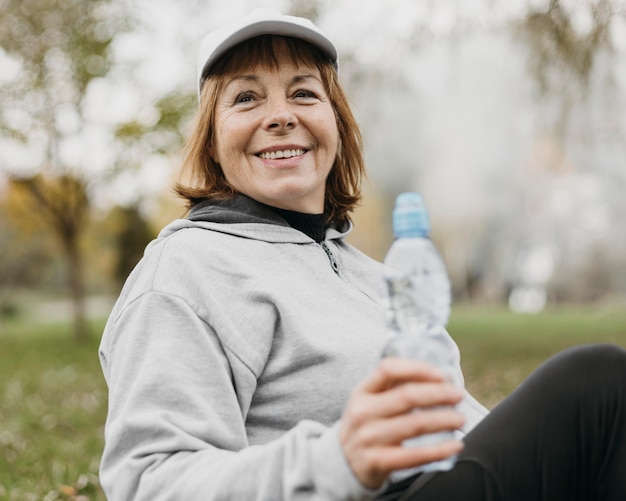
[263,96,297,131]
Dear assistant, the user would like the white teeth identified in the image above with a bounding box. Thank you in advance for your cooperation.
[259,149,305,160]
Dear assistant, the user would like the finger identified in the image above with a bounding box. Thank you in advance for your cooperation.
[354,407,465,447]
[373,439,464,474]
[372,381,464,419]
[360,358,447,394]
[345,381,463,427]
[348,439,464,489]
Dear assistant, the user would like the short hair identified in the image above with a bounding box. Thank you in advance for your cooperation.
[175,35,365,226]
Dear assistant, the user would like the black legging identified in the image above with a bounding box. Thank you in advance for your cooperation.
[379,343,626,501]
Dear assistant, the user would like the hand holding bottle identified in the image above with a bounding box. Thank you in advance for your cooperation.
[339,357,465,489]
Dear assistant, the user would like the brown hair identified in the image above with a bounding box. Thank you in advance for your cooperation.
[176,35,365,226]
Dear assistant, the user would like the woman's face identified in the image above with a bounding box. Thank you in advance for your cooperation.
[211,43,339,213]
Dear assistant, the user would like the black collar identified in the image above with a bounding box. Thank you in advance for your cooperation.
[187,195,327,242]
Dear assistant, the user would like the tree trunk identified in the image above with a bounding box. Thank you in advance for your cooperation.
[65,233,89,342]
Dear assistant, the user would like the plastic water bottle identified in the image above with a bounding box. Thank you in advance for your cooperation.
[382,192,458,477]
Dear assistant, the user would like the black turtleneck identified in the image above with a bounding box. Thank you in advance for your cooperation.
[187,196,329,243]
[269,206,327,243]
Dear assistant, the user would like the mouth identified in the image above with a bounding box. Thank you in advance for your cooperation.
[256,148,307,160]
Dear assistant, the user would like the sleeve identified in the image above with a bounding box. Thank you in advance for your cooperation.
[98,291,377,501]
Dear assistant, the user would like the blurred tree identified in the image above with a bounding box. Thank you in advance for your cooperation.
[510,0,626,305]
[106,204,155,287]
[9,174,90,339]
[0,0,127,340]
[0,0,196,338]
[0,182,57,318]
[112,90,195,178]
[517,0,616,133]
[523,0,613,86]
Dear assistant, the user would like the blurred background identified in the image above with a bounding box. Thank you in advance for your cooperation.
[2,0,626,499]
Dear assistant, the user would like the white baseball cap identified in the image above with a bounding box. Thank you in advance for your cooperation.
[197,8,338,95]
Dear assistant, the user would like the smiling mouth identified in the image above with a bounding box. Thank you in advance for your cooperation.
[257,148,307,160]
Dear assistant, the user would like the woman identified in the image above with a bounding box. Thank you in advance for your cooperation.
[99,9,626,501]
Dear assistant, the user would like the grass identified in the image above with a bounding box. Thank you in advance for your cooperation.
[0,318,108,501]
[1,303,625,499]
[449,303,626,408]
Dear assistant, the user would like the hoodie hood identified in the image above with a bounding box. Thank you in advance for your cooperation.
[158,195,352,244]
[188,195,290,226]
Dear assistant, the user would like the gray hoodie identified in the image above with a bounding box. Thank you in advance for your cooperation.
[98,195,487,500]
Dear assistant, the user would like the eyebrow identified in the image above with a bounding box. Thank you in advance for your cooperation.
[292,74,321,82]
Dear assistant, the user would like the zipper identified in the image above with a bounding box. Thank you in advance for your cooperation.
[320,240,380,304]
[320,241,340,275]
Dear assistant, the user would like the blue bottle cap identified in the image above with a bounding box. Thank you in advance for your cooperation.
[393,192,430,238]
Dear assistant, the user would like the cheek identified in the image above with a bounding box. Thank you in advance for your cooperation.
[212,111,236,162]
[214,117,252,163]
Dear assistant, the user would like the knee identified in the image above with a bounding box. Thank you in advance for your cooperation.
[514,344,626,416]
[561,343,625,365]
[552,343,626,384]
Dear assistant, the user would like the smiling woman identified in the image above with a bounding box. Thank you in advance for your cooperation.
[177,30,364,224]
[97,8,626,501]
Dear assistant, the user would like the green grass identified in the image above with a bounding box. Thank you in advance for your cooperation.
[449,303,626,408]
[0,318,108,501]
[1,304,625,499]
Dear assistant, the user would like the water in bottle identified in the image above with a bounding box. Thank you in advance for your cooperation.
[382,192,459,477]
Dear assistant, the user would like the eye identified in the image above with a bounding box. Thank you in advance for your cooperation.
[293,89,318,100]
[234,91,256,104]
